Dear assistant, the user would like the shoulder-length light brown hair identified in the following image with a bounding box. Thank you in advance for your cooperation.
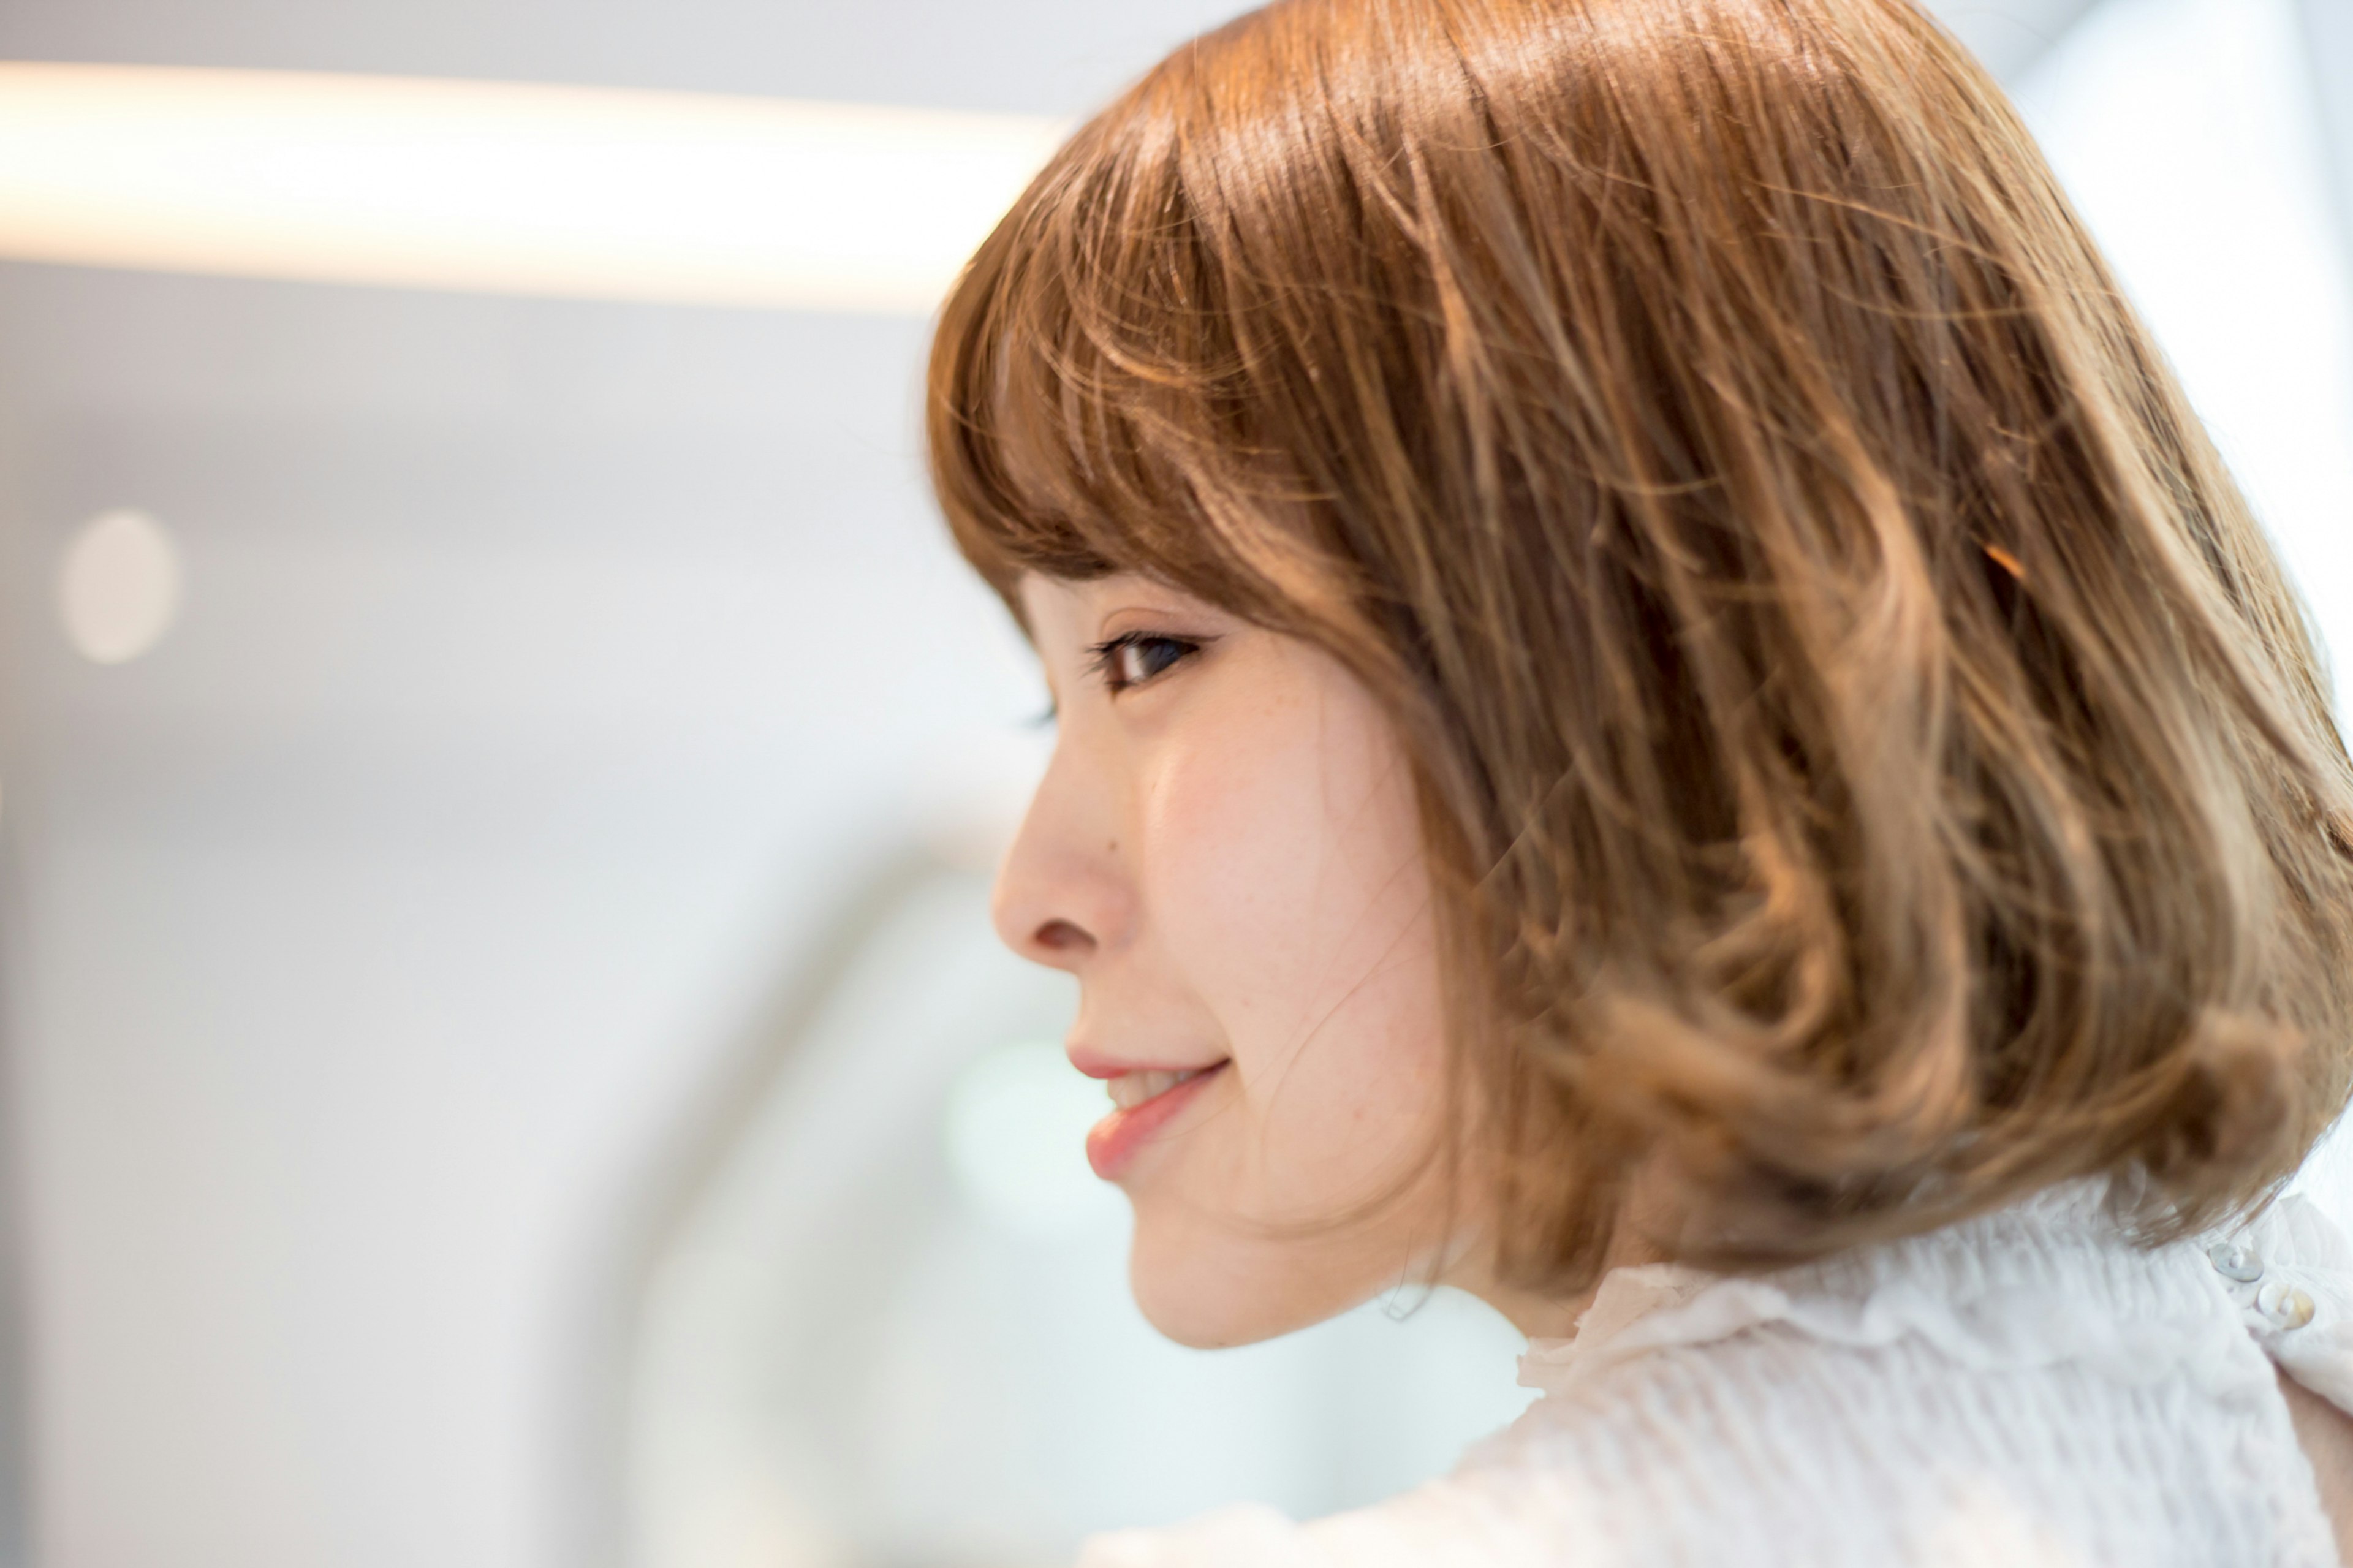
[927,0,2353,1290]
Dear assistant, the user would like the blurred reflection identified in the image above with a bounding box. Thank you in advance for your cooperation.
[55,509,182,665]
[624,857,1531,1568]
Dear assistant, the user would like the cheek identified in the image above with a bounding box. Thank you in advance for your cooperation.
[1140,684,1447,1149]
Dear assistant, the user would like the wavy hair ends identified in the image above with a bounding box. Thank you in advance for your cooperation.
[926,0,2353,1291]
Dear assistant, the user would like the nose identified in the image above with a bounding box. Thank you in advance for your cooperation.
[990,744,1123,972]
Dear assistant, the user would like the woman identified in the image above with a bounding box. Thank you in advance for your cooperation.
[928,0,2353,1560]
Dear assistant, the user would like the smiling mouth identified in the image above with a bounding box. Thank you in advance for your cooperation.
[1086,1061,1229,1180]
[1105,1065,1216,1110]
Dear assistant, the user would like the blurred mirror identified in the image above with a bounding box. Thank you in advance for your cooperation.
[623,857,1530,1568]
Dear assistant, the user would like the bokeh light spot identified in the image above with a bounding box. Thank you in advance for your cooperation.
[57,508,183,665]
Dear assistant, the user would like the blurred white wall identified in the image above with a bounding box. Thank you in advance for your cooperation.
[0,273,1026,1568]
[0,5,1236,1561]
[2019,0,2353,684]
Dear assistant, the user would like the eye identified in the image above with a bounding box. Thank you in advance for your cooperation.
[1087,631,1205,695]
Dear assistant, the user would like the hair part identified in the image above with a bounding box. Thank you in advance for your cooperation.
[928,0,2353,1292]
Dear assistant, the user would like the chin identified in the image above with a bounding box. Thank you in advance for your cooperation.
[1129,1248,1299,1349]
[1124,1205,1396,1350]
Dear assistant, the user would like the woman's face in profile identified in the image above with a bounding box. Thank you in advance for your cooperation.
[995,572,1456,1348]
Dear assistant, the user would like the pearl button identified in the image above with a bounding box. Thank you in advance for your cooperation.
[2257,1280,2316,1331]
[2209,1240,2264,1283]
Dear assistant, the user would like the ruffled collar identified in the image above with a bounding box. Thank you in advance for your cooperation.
[1515,1180,2340,1404]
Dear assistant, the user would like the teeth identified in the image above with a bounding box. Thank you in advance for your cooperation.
[1107,1067,1204,1111]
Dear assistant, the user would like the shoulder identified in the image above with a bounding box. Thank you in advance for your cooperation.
[1073,1474,1557,1568]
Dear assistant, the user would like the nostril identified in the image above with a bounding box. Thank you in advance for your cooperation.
[1033,917,1094,955]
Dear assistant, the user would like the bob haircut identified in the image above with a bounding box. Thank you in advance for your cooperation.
[928,0,2353,1290]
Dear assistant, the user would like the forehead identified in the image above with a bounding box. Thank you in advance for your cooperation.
[1014,572,1087,637]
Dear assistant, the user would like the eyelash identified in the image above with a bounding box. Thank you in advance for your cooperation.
[1085,631,1207,696]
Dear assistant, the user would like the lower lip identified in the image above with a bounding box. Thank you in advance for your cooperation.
[1085,1062,1229,1181]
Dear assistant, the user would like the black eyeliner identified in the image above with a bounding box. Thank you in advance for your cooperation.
[1083,630,1150,681]
[1085,629,1218,695]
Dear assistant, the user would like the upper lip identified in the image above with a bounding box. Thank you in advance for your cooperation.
[1067,1045,1228,1080]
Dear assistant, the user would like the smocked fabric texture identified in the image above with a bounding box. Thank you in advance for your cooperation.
[1076,1184,2352,1566]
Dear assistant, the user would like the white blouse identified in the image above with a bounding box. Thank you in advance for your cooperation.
[1077,1183,2353,1566]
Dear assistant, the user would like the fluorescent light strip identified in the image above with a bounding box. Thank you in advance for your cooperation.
[0,62,1070,313]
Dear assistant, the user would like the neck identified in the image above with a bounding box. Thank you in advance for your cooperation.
[1475,1278,1601,1341]
[1446,1218,1664,1341]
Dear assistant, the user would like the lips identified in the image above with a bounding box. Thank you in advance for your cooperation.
[1081,1060,1229,1180]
